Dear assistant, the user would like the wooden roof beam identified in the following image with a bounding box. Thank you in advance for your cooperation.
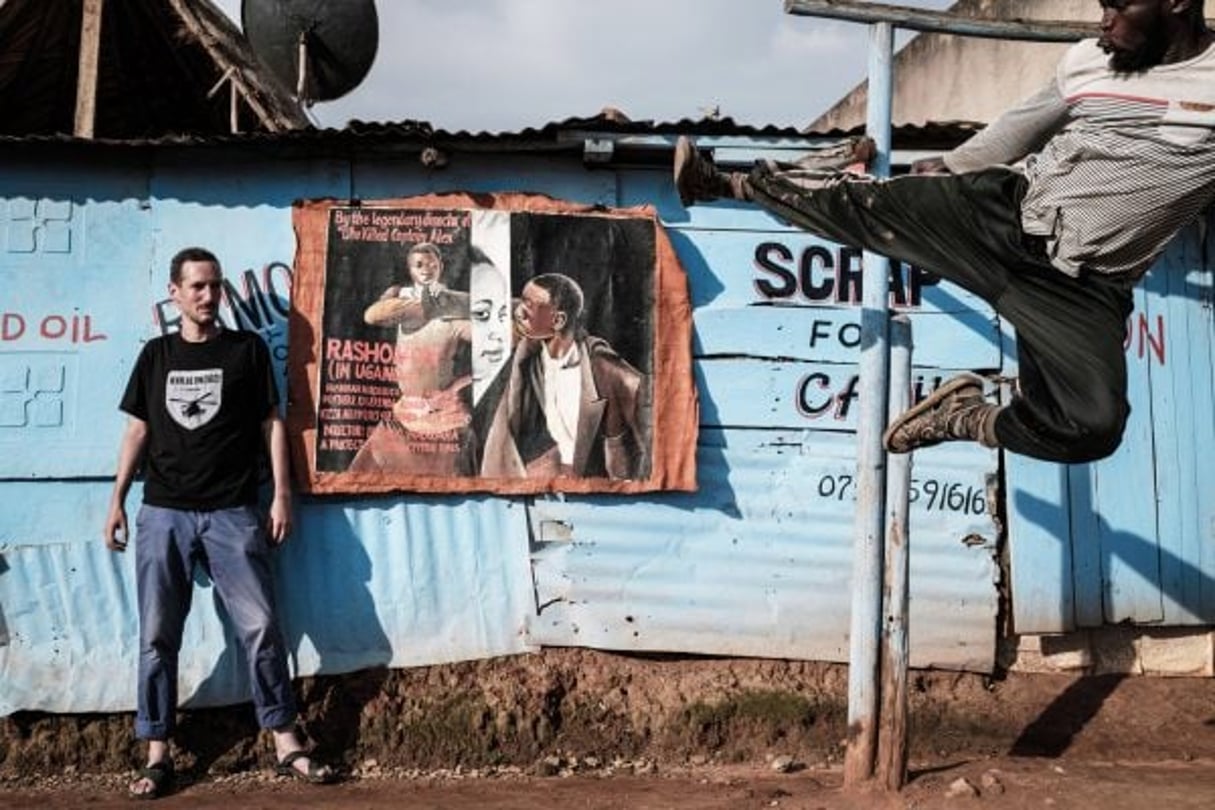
[74,0,105,138]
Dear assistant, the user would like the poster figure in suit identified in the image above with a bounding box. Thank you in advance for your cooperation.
[348,242,472,475]
[480,272,646,480]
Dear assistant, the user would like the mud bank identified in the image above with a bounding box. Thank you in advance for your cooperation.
[3,649,1212,777]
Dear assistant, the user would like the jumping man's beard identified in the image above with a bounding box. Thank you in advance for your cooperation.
[1106,29,1170,73]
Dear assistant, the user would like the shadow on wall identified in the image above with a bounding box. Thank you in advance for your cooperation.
[0,553,9,647]
[580,429,743,520]
[1016,468,1215,629]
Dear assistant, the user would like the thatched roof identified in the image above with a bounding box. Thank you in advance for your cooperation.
[0,0,309,138]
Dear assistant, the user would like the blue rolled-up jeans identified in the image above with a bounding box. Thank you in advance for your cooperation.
[134,504,297,740]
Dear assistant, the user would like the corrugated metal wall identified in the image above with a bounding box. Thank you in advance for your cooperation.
[523,141,1002,671]
[8,131,1203,716]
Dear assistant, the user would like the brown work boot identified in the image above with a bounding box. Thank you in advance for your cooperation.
[673,136,748,206]
[883,373,999,454]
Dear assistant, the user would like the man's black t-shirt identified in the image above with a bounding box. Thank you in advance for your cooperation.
[120,329,279,510]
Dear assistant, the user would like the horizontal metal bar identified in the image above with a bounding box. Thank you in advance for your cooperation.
[784,0,1098,42]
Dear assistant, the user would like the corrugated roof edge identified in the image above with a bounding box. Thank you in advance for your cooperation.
[0,113,984,150]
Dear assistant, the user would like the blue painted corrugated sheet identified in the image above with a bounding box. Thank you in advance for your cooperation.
[2,137,1008,717]
[526,432,998,671]
[1008,215,1215,633]
[0,479,534,715]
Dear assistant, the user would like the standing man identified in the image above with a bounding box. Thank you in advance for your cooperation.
[480,272,647,480]
[675,0,1214,463]
[103,247,334,798]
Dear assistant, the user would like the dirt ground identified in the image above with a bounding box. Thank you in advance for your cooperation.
[3,758,1215,809]
[2,649,1214,808]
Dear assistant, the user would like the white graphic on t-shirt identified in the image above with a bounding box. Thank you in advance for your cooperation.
[166,369,222,429]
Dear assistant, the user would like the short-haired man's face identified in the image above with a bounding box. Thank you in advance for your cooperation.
[514,281,564,341]
[170,260,223,328]
[407,249,442,288]
[1098,0,1172,72]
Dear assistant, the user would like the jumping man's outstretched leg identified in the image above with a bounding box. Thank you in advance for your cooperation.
[673,138,1023,456]
[673,135,875,206]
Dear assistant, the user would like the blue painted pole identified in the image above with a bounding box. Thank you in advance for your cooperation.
[878,314,913,789]
[843,19,894,787]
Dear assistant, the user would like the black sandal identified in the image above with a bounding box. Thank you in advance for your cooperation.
[129,759,175,800]
[275,750,336,784]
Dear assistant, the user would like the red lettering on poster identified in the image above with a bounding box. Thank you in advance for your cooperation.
[324,338,395,364]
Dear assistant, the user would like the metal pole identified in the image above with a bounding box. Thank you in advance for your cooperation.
[781,0,1120,793]
[843,19,894,788]
[877,315,913,790]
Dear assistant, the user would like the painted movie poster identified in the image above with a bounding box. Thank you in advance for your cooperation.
[289,194,697,495]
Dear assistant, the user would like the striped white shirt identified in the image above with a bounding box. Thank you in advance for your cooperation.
[944,38,1215,280]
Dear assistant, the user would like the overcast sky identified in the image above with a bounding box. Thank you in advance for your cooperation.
[213,0,954,132]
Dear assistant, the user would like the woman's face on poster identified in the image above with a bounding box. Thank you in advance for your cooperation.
[470,261,510,396]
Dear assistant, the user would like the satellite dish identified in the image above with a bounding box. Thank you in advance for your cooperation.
[242,0,378,104]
